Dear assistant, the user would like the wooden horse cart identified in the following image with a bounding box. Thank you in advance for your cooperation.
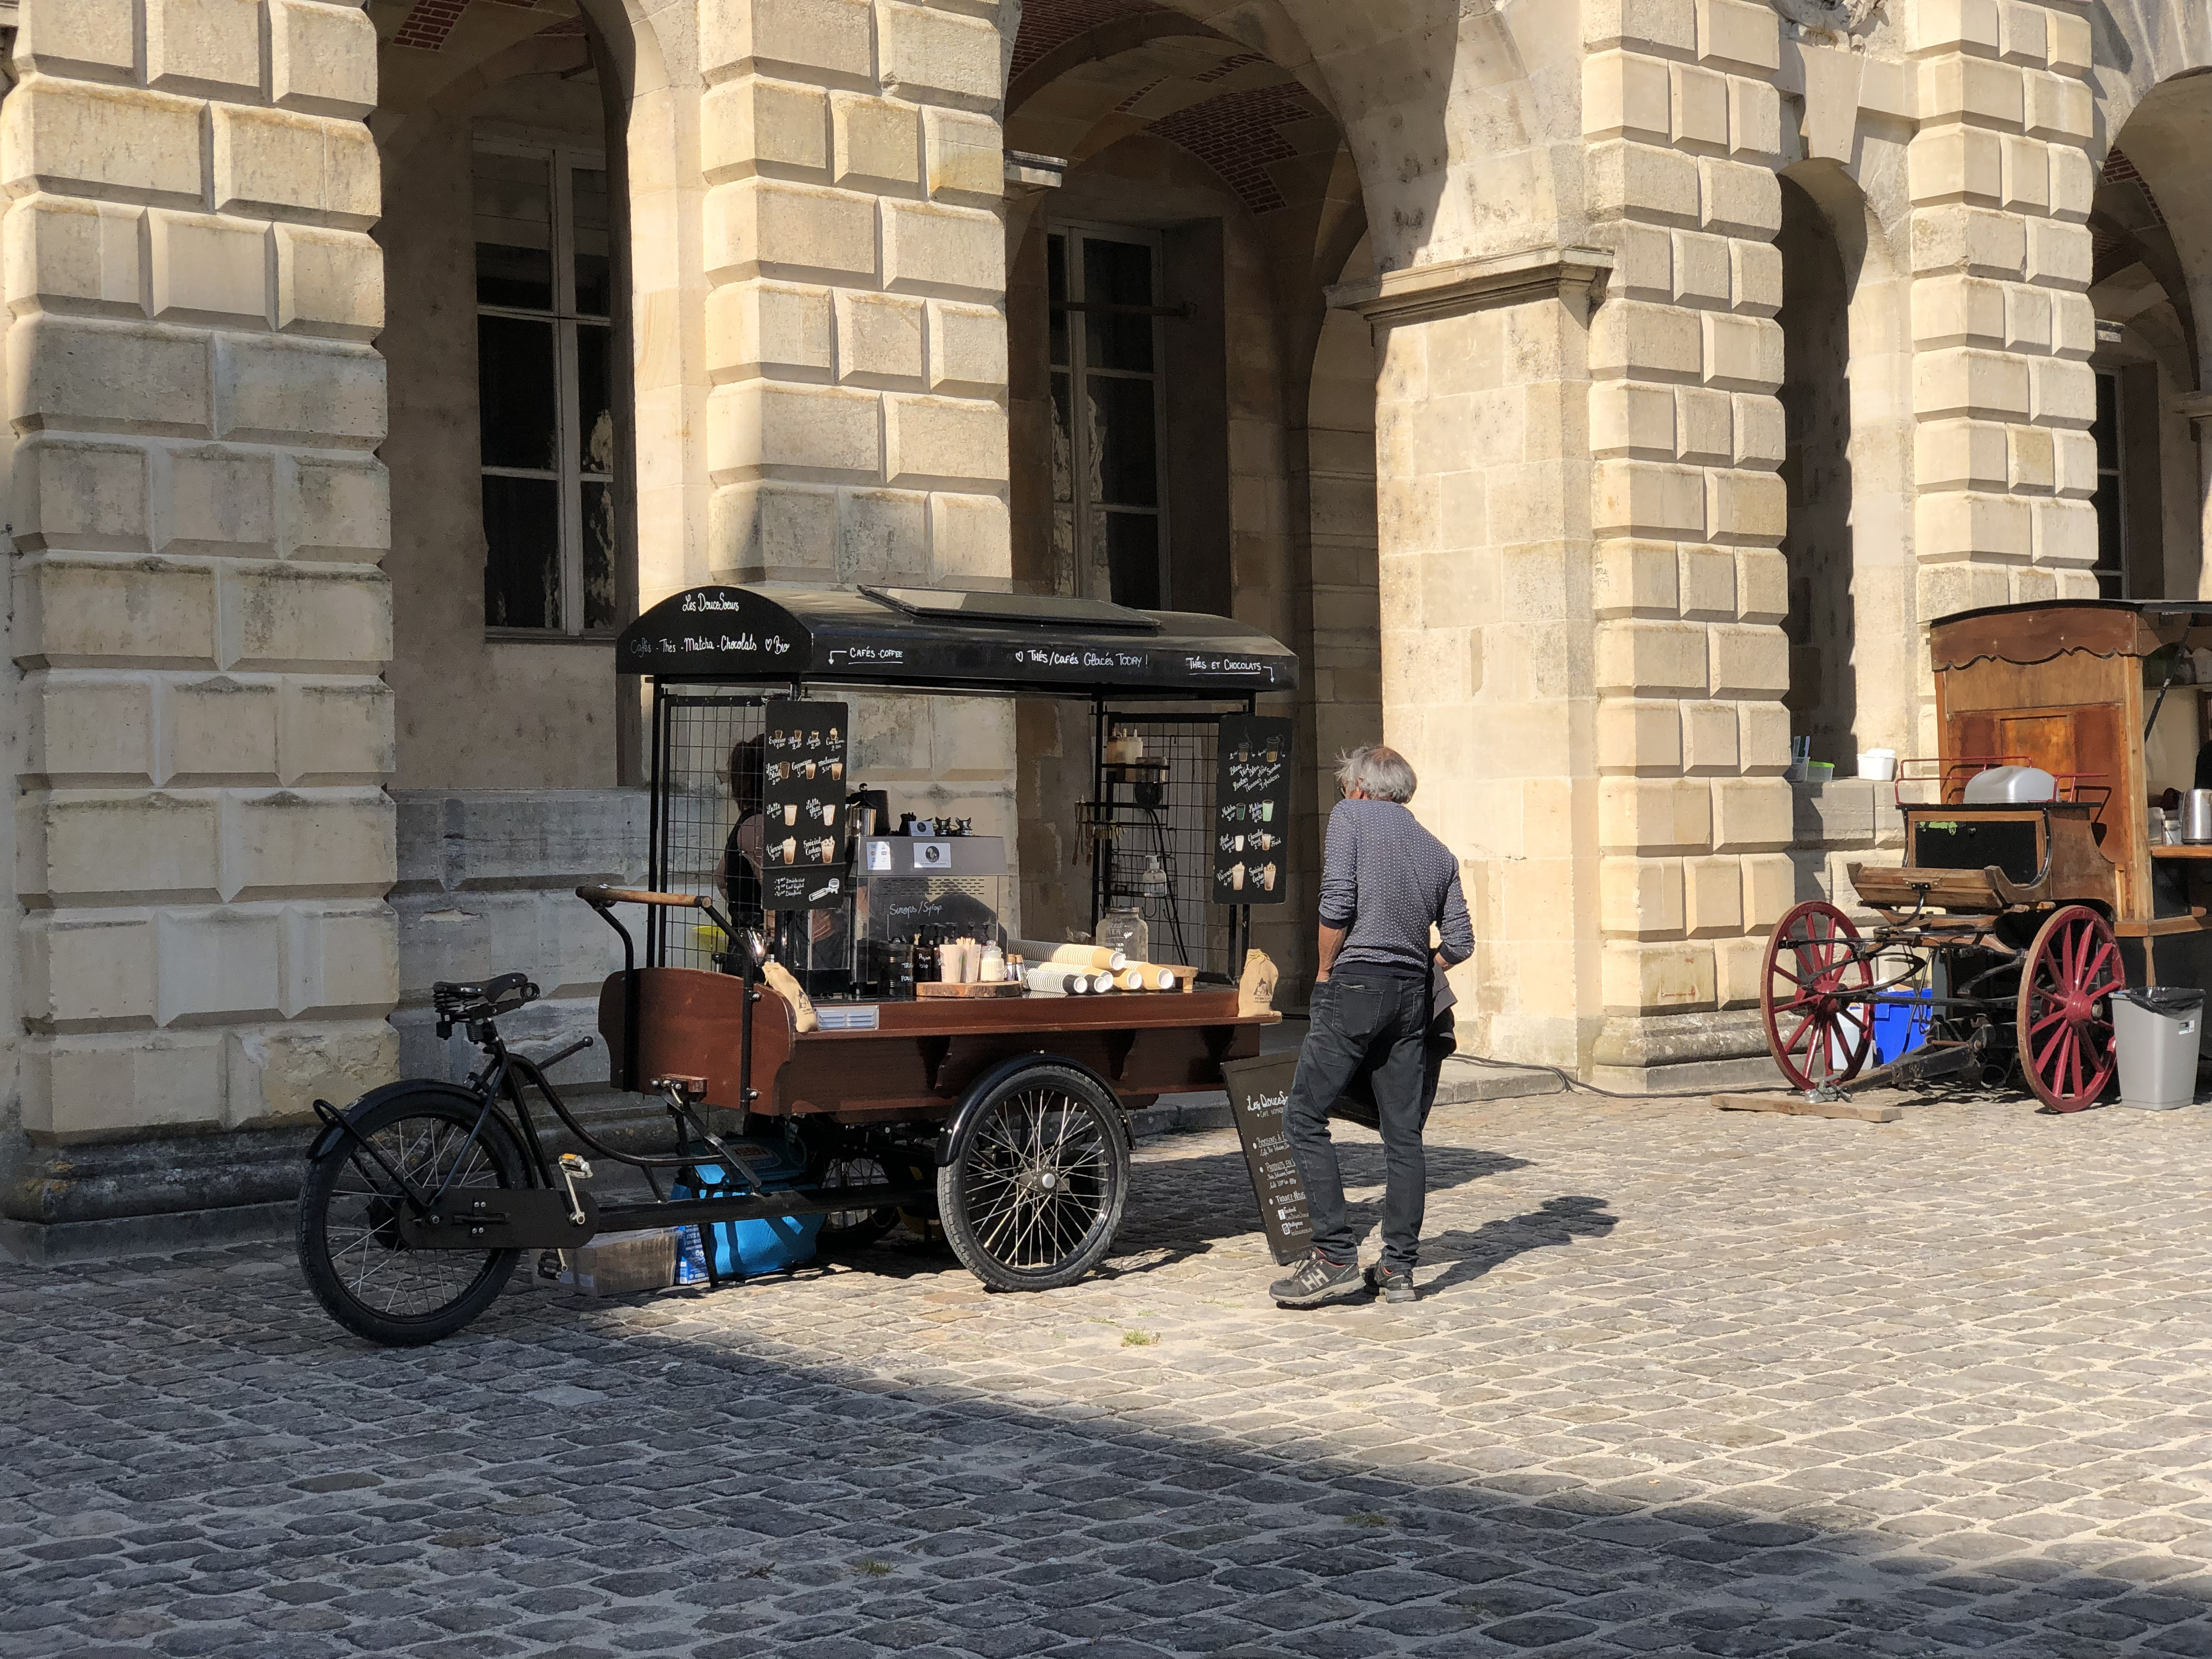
[1762,599,2212,1112]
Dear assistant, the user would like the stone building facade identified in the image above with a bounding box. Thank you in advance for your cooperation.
[3,0,2208,1254]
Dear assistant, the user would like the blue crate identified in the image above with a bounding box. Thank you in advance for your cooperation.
[1871,987,1932,1066]
[671,1136,822,1280]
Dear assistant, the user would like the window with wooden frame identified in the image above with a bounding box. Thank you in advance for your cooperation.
[473,140,618,636]
[1047,223,1172,609]
[2091,368,2125,600]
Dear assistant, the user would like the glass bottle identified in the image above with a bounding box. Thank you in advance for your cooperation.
[1096,903,1149,964]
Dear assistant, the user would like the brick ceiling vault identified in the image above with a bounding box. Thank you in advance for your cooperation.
[391,0,573,53]
[1009,0,1177,82]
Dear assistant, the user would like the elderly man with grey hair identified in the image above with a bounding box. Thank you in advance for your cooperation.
[1269,743,1472,1307]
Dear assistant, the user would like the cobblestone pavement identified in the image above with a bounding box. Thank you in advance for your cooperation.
[8,1092,2212,1658]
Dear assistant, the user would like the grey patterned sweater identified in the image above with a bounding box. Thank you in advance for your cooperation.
[1317,798,1473,980]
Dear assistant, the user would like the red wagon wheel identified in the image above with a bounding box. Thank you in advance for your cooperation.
[1761,900,1877,1091]
[2016,904,2122,1112]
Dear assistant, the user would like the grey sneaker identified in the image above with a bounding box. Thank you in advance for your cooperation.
[1365,1264,1415,1304]
[1270,1250,1362,1307]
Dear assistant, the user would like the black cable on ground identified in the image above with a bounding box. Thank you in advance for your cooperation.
[1453,1052,1744,1102]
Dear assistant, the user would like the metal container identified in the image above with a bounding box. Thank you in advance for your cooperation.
[2185,790,2212,844]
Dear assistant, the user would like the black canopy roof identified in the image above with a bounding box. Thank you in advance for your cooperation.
[615,585,1299,698]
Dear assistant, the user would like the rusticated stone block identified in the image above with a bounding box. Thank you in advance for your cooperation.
[274,225,383,337]
[269,0,378,119]
[2,80,205,207]
[217,561,391,672]
[148,210,268,327]
[708,380,881,480]
[702,76,831,182]
[879,2,1002,108]
[279,679,394,784]
[147,0,264,100]
[225,1018,397,1128]
[705,178,877,283]
[154,906,285,1025]
[221,787,395,901]
[5,196,146,316]
[19,789,223,905]
[883,199,1004,296]
[21,910,158,1030]
[927,492,1011,589]
[14,316,212,439]
[213,335,385,447]
[22,671,157,784]
[927,300,1008,397]
[164,674,280,784]
[884,393,1008,487]
[284,455,390,560]
[16,554,218,669]
[700,0,874,85]
[160,446,276,556]
[15,0,137,82]
[835,289,926,386]
[1601,939,1715,1014]
[22,1030,228,1140]
[211,105,379,228]
[13,439,150,553]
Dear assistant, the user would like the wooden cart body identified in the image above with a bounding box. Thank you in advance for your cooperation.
[597,966,1272,1124]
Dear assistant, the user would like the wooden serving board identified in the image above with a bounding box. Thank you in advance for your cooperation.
[916,980,1029,998]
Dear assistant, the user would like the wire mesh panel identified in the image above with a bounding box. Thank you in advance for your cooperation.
[1089,709,1234,978]
[650,693,766,968]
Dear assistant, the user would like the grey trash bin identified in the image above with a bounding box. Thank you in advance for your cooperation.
[2111,988,2203,1110]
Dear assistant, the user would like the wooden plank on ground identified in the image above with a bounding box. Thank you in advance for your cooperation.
[1712,1092,1904,1123]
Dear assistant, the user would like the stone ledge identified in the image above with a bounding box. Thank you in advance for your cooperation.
[1327,244,1617,327]
[0,1201,297,1267]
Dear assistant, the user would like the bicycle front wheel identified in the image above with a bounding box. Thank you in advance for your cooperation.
[297,1090,528,1346]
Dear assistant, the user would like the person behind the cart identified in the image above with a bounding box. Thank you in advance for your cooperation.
[1272,745,1472,1308]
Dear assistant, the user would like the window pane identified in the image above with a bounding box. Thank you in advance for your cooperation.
[1047,233,1069,368]
[1087,374,1158,507]
[2093,372,2119,471]
[483,474,562,629]
[572,166,613,317]
[577,323,614,474]
[582,480,618,631]
[1083,237,1155,372]
[478,315,559,471]
[1050,371,1073,507]
[2094,476,2123,592]
[1105,512,1160,609]
[474,150,554,310]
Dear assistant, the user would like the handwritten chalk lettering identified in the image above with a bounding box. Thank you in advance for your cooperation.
[681,592,747,613]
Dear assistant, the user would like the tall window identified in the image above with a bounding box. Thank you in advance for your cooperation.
[1048,225,1169,608]
[473,142,617,634]
[2090,369,2125,599]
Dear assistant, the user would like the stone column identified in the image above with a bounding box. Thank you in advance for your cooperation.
[693,0,1018,841]
[1906,0,2099,743]
[1577,0,1797,1086]
[1337,252,1609,1071]
[6,1,397,1173]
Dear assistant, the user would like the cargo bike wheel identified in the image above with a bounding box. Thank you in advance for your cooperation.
[298,1091,528,1346]
[938,1063,1129,1292]
[2016,904,2122,1113]
[1761,900,1877,1090]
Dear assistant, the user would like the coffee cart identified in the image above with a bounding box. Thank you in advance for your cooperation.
[1760,599,2212,1112]
[297,585,1298,1345]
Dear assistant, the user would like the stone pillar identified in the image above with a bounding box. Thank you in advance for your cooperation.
[1578,0,1797,1086]
[5,0,397,1180]
[1339,252,1609,1071]
[695,0,1018,841]
[1906,0,2099,744]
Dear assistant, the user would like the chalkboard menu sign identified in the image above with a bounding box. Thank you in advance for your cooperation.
[1221,1051,1312,1265]
[762,699,848,911]
[1215,714,1292,905]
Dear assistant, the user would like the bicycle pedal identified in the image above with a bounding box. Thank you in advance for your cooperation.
[557,1153,593,1179]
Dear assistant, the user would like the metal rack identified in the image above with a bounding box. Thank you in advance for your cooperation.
[1085,701,1253,979]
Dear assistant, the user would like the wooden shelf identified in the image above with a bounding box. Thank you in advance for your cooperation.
[2150,844,2212,859]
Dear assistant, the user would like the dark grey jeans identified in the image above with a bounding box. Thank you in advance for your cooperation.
[1283,971,1436,1272]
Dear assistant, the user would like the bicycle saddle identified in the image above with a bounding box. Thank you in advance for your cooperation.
[432,972,538,1020]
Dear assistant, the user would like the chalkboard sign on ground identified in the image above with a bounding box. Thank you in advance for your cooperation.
[1214,714,1292,904]
[1221,1051,1312,1264]
[763,698,848,910]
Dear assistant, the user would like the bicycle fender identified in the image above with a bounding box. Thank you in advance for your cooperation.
[305,1079,488,1162]
[933,1052,1128,1168]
